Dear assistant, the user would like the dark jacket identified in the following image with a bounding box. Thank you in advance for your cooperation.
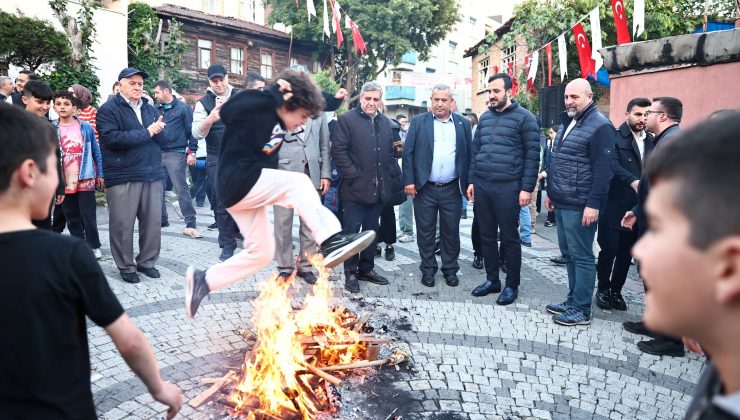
[547,102,616,211]
[632,123,680,236]
[331,107,397,205]
[11,91,24,107]
[97,93,167,188]
[684,362,740,420]
[158,99,197,152]
[468,100,540,192]
[402,112,472,196]
[198,88,240,157]
[599,123,654,229]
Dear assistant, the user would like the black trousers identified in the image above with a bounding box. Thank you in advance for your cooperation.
[413,181,462,276]
[33,200,66,232]
[62,191,101,249]
[471,205,481,255]
[597,225,637,293]
[476,180,521,289]
[342,199,383,274]
[379,204,397,245]
[206,156,238,250]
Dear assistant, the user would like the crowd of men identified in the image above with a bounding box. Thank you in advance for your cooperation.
[3,63,739,420]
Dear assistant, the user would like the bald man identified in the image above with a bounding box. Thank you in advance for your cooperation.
[544,78,616,327]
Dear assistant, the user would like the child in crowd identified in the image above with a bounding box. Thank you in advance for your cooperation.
[185,69,375,318]
[53,90,105,259]
[0,103,182,419]
[633,114,740,419]
[69,84,99,139]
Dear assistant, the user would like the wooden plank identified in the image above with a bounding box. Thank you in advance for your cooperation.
[188,370,236,407]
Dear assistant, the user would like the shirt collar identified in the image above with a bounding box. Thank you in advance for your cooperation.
[121,93,142,109]
[631,129,646,142]
[433,113,453,123]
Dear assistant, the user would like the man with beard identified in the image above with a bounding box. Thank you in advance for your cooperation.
[545,78,615,326]
[595,98,654,312]
[467,73,540,305]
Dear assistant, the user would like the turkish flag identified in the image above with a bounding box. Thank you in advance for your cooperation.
[610,0,631,44]
[572,22,595,79]
[348,18,366,55]
[330,0,343,48]
[545,43,553,86]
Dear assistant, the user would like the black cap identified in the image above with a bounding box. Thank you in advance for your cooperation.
[118,67,149,81]
[207,64,227,80]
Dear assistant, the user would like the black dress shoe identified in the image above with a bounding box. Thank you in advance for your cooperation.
[375,244,382,258]
[297,270,318,285]
[610,292,627,311]
[623,321,657,338]
[137,266,160,278]
[472,254,483,269]
[357,270,389,285]
[472,280,501,297]
[161,221,170,227]
[421,274,435,287]
[444,274,459,287]
[637,338,685,357]
[207,222,218,230]
[596,289,612,310]
[121,272,140,284]
[384,245,395,261]
[496,287,518,305]
[344,273,360,293]
[550,255,567,265]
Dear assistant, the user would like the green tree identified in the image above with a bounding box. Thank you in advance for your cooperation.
[47,0,101,104]
[265,0,460,104]
[480,0,736,112]
[127,2,189,92]
[0,11,69,72]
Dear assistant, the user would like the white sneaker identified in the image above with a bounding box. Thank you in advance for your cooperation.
[172,201,183,218]
[398,233,415,243]
[92,248,103,260]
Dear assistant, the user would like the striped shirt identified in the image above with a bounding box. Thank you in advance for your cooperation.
[78,105,98,140]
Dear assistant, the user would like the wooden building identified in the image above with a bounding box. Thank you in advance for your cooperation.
[154,4,321,98]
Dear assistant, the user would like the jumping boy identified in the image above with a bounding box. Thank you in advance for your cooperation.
[633,114,740,419]
[53,90,106,259]
[0,103,182,418]
[185,69,375,318]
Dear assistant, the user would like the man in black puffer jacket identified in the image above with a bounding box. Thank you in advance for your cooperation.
[544,78,616,327]
[467,73,540,306]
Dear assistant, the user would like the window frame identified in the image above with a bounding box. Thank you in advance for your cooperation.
[229,45,247,77]
[259,49,275,80]
[197,38,215,70]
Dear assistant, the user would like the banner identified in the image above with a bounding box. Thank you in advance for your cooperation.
[527,50,539,87]
[557,34,568,82]
[633,0,645,38]
[322,0,330,37]
[610,0,631,44]
[572,22,595,79]
[306,0,316,22]
[589,7,604,71]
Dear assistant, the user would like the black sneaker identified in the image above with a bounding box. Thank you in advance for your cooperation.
[636,338,685,357]
[623,321,656,338]
[161,221,170,228]
[385,245,395,261]
[296,270,318,285]
[219,246,235,262]
[596,289,612,310]
[319,231,376,269]
[207,222,218,230]
[611,292,627,311]
[185,266,210,318]
[550,255,567,265]
[374,244,382,258]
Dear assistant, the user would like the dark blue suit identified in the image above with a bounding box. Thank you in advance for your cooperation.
[402,112,472,277]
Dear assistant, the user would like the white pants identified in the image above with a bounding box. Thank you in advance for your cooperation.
[205,169,341,291]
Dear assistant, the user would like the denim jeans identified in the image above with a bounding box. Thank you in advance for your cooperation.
[555,208,598,315]
[398,196,414,235]
[519,205,532,243]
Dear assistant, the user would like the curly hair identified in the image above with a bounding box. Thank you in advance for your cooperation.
[274,69,325,118]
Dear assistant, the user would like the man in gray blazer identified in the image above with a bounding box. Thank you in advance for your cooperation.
[273,112,332,284]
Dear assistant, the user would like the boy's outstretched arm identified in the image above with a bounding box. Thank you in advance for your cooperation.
[105,314,182,419]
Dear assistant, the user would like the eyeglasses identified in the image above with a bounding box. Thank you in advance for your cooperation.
[645,110,665,116]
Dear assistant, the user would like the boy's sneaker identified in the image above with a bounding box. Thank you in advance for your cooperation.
[219,246,236,262]
[545,301,571,315]
[319,231,376,269]
[185,266,210,318]
[92,248,103,260]
[553,308,591,326]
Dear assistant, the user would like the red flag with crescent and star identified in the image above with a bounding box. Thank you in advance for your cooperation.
[572,22,595,79]
[348,18,366,55]
[330,0,343,48]
[610,0,632,44]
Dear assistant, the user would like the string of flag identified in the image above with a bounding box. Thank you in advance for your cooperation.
[484,0,645,94]
[299,0,367,55]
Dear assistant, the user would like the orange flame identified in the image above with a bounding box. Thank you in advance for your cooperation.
[230,255,367,418]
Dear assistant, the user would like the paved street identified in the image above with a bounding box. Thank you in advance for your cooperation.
[90,202,705,420]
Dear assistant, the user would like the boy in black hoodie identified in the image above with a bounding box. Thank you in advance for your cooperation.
[185,69,374,318]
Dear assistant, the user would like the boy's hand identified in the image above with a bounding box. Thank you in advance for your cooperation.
[276,79,293,102]
[151,380,182,420]
[96,178,105,189]
[55,195,65,205]
[334,88,348,100]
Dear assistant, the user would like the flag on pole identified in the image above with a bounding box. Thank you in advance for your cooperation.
[572,22,595,79]
[344,13,351,29]
[545,43,553,86]
[633,0,645,38]
[589,6,604,72]
[323,0,330,37]
[330,0,343,48]
[610,0,631,44]
[557,34,568,81]
[306,0,316,22]
[527,50,539,88]
[348,18,366,55]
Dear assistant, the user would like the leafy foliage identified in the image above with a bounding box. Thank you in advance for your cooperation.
[127,2,189,92]
[265,0,460,103]
[0,11,69,72]
[312,68,340,93]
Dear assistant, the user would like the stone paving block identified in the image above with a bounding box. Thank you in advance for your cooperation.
[439,400,462,411]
